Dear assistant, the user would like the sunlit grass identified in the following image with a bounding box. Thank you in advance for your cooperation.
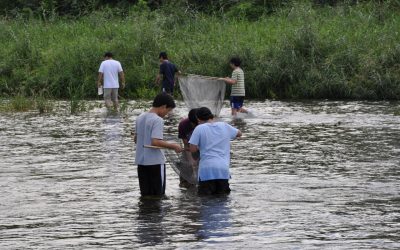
[0,1,399,100]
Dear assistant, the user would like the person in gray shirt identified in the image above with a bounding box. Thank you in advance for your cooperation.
[134,93,183,196]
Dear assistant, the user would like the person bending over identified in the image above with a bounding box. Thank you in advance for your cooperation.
[189,107,242,195]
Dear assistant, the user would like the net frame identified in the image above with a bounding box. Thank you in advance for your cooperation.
[178,74,226,116]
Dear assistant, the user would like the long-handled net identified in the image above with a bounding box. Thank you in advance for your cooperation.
[178,74,226,116]
[164,74,225,185]
[161,134,199,185]
[165,149,199,185]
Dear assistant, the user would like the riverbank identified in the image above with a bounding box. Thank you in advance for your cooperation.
[0,2,399,100]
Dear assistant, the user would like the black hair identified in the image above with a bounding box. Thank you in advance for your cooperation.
[104,52,113,58]
[152,93,176,109]
[159,51,168,59]
[196,107,214,121]
[188,108,199,125]
[230,57,241,67]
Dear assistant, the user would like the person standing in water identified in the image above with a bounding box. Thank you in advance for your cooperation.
[155,52,181,95]
[189,107,242,195]
[220,57,247,116]
[178,108,199,187]
[134,93,183,196]
[97,52,125,111]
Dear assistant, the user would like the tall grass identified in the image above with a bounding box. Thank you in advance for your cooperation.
[0,1,399,100]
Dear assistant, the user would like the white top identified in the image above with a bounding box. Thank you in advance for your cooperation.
[135,112,166,165]
[98,59,123,88]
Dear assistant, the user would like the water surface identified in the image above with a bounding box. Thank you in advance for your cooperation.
[0,100,399,249]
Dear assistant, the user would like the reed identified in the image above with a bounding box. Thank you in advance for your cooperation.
[0,1,399,100]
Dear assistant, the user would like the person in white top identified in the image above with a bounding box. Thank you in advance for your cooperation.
[97,52,126,110]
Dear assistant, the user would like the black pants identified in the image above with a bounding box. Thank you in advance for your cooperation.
[198,179,231,196]
[138,164,166,196]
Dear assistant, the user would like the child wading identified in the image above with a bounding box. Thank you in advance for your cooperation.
[134,93,183,196]
[220,57,247,116]
[189,107,242,195]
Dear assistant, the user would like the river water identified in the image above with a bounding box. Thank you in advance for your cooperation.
[0,100,399,249]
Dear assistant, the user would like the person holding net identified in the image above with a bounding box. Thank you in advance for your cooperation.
[155,51,181,95]
[220,57,248,116]
[189,107,242,195]
[134,93,183,197]
[178,108,200,188]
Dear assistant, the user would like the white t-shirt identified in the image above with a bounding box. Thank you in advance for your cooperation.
[98,59,123,88]
[135,112,166,165]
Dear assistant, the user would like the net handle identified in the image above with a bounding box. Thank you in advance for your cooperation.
[180,73,222,81]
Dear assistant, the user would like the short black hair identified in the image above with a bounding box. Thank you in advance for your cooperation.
[196,107,214,121]
[104,52,113,58]
[159,51,168,59]
[188,108,199,125]
[152,93,176,108]
[230,57,241,67]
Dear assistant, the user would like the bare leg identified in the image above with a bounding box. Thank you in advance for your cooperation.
[113,100,119,112]
[105,99,113,109]
[231,108,238,116]
[238,107,248,113]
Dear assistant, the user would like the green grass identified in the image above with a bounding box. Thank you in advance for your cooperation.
[0,2,399,100]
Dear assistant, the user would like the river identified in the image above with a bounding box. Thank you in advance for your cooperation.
[0,100,399,249]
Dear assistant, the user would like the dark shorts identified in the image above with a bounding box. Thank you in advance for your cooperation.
[138,164,166,196]
[230,96,244,109]
[198,179,231,196]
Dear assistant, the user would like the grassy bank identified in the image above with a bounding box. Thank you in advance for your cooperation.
[0,2,399,100]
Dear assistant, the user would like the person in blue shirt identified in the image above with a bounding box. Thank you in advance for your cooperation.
[189,107,242,195]
[155,52,181,94]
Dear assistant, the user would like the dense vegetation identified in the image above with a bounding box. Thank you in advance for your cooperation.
[0,0,399,100]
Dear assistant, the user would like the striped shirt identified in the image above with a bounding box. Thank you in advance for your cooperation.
[231,68,245,96]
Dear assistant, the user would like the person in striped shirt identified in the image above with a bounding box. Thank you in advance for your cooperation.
[220,57,248,116]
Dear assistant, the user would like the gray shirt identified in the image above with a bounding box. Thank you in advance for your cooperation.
[135,112,166,165]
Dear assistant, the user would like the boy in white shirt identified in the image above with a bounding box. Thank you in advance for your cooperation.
[97,52,125,110]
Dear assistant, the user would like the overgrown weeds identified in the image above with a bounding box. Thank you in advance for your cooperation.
[0,1,399,100]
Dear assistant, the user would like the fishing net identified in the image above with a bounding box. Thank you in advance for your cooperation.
[165,149,199,185]
[178,74,226,116]
[163,135,199,185]
[163,74,225,185]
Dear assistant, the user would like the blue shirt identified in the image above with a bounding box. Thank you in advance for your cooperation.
[159,60,178,88]
[189,122,238,181]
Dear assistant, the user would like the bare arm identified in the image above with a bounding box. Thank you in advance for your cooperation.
[236,130,242,138]
[220,77,237,85]
[97,73,103,87]
[189,144,199,153]
[119,71,126,89]
[152,138,183,153]
[155,73,161,85]
[182,138,189,149]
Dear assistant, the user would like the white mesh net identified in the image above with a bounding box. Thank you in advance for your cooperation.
[178,74,226,116]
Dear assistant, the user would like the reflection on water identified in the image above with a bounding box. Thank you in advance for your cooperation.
[0,100,399,249]
[196,196,232,241]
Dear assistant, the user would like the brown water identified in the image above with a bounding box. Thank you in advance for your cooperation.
[0,100,399,249]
